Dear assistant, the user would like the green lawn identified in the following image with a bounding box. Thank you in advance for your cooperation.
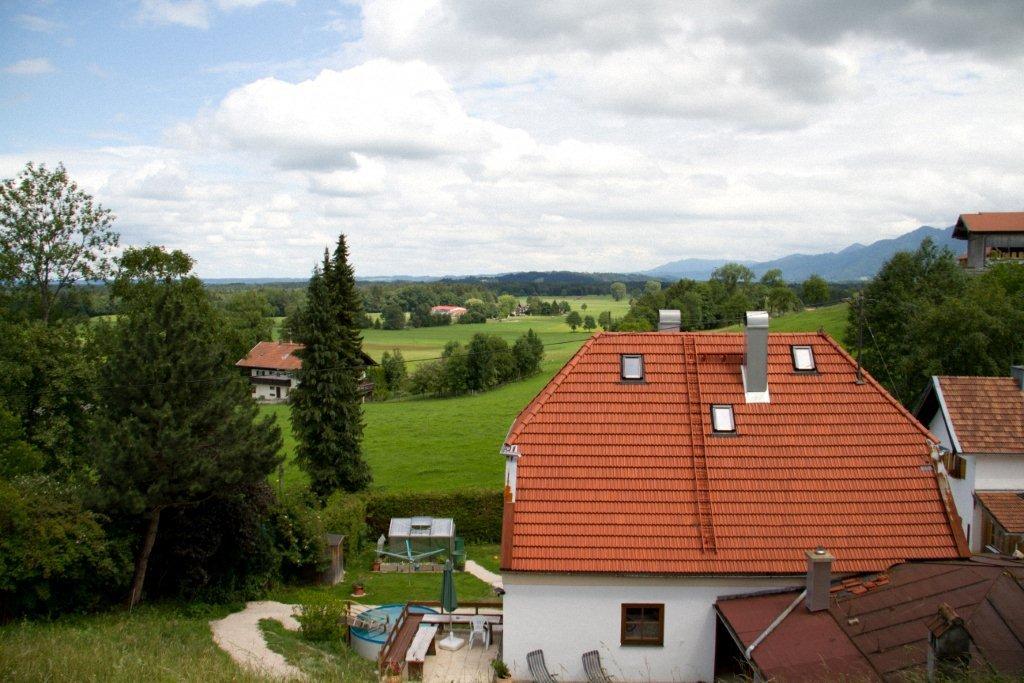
[260,620,376,682]
[268,546,500,607]
[0,603,264,683]
[717,302,849,343]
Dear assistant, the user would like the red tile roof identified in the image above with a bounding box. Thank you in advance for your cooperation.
[236,341,378,371]
[935,376,1024,454]
[503,332,967,575]
[976,491,1024,533]
[236,341,303,371]
[954,212,1024,237]
[717,556,1024,681]
[430,305,468,315]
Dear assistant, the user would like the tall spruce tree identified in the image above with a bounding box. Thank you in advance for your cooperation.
[291,235,372,500]
[94,247,282,608]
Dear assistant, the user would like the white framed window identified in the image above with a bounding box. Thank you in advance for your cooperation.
[791,345,816,372]
[621,354,644,381]
[711,404,735,433]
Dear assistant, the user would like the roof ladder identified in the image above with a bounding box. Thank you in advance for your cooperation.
[684,336,717,553]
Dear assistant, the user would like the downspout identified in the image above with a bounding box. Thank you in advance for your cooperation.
[743,589,807,660]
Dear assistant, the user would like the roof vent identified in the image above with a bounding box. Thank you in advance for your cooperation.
[658,309,681,332]
[1012,365,1024,391]
[743,311,770,403]
[927,603,971,679]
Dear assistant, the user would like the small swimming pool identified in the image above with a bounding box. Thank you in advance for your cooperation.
[350,603,439,660]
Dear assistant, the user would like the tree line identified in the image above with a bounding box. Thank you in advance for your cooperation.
[0,162,370,617]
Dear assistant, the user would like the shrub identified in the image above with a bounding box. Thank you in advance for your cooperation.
[365,490,503,543]
[296,602,346,642]
[321,493,368,556]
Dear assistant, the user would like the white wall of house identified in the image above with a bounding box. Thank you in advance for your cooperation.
[974,454,1024,491]
[928,412,974,542]
[248,368,297,402]
[502,572,799,682]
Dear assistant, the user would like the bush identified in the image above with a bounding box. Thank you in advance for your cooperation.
[0,475,131,617]
[321,493,368,557]
[296,602,346,642]
[365,490,503,543]
[267,489,327,585]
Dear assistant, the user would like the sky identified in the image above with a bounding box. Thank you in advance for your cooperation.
[1,1,1023,278]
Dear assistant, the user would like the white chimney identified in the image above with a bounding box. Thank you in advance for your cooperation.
[805,547,834,612]
[658,309,681,332]
[743,311,770,403]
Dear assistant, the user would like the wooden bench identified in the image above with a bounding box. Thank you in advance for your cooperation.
[405,625,439,680]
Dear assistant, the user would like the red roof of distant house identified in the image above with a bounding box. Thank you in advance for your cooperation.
[430,305,468,315]
[954,212,1024,238]
[236,341,377,370]
[976,491,1024,533]
[503,331,967,575]
[236,341,304,370]
[934,376,1024,454]
[716,556,1024,681]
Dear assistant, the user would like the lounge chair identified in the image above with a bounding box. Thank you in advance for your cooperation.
[582,651,612,682]
[527,650,557,683]
[468,615,487,649]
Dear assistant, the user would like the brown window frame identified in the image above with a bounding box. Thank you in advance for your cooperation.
[620,603,664,647]
[942,450,966,479]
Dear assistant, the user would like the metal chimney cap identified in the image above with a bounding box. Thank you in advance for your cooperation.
[744,310,769,328]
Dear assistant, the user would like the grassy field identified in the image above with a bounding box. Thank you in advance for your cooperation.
[719,302,849,342]
[0,603,263,683]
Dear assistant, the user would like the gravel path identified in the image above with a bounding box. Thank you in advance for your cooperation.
[210,600,304,681]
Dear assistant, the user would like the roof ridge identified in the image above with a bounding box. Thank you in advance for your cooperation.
[506,333,602,443]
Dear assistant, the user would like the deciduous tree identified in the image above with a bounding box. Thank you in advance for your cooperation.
[0,162,119,323]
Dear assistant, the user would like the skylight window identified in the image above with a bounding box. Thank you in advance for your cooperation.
[711,405,735,433]
[791,345,816,372]
[621,354,644,380]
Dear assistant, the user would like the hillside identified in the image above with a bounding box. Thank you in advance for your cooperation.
[647,225,960,282]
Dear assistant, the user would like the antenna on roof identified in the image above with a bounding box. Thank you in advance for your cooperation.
[855,292,865,385]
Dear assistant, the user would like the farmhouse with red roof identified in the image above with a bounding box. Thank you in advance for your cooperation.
[236,340,376,402]
[915,368,1024,555]
[953,211,1024,270]
[498,311,968,681]
[429,305,468,319]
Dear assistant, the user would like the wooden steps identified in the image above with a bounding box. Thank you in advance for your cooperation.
[380,613,424,675]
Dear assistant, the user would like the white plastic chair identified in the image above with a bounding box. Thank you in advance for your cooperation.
[468,615,487,649]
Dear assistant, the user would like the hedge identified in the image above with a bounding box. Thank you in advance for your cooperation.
[364,489,503,543]
[320,493,368,557]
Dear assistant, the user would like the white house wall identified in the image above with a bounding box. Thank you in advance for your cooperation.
[502,572,798,682]
[929,413,974,541]
[974,454,1024,491]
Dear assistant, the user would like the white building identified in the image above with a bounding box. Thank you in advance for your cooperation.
[236,340,376,403]
[915,368,1024,555]
[499,311,967,682]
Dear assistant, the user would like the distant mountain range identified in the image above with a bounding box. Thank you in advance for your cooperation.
[645,225,962,282]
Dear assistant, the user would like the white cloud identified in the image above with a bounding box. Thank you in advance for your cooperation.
[137,0,210,29]
[215,0,294,10]
[4,58,56,75]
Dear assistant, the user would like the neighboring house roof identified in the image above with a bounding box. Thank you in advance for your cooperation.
[716,556,1024,681]
[954,212,1024,238]
[236,340,377,371]
[236,341,304,370]
[976,491,1024,534]
[503,332,966,575]
[923,376,1024,454]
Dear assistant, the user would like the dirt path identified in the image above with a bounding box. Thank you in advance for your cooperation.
[210,600,303,681]
[463,560,502,590]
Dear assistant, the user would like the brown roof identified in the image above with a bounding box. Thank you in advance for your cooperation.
[935,376,1024,454]
[954,212,1024,238]
[236,341,378,371]
[503,331,967,575]
[236,341,303,370]
[716,556,1024,681]
[976,491,1024,533]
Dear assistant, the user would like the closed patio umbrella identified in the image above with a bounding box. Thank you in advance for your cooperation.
[438,559,464,650]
